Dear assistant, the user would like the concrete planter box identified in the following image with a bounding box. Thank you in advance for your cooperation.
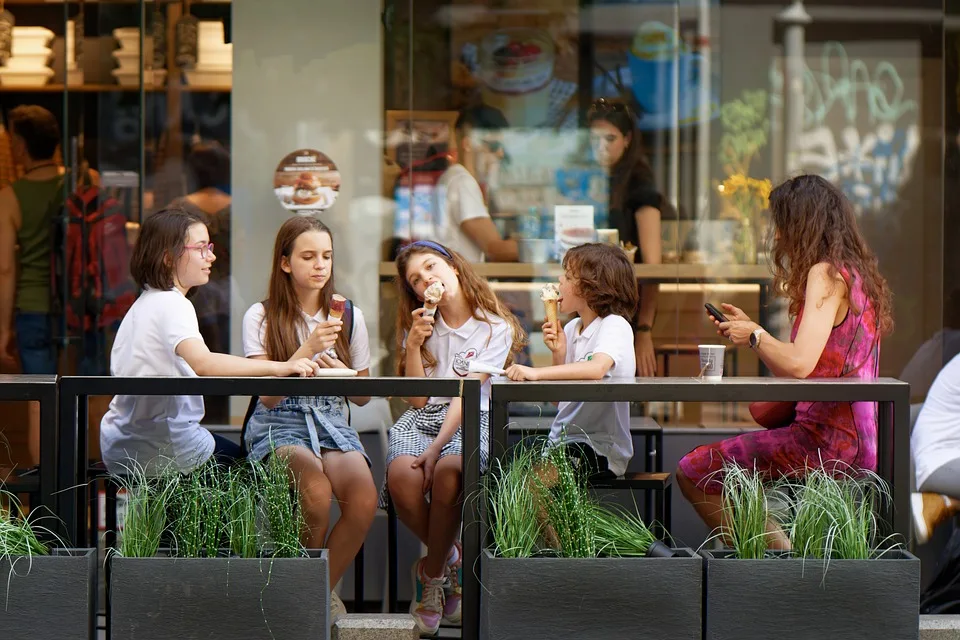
[0,548,97,640]
[703,549,920,640]
[480,548,702,640]
[110,549,330,640]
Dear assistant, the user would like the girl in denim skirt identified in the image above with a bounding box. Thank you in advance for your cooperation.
[386,240,526,635]
[241,217,377,623]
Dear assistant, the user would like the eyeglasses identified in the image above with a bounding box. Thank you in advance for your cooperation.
[186,242,215,259]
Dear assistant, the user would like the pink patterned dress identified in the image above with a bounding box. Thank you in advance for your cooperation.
[678,268,880,494]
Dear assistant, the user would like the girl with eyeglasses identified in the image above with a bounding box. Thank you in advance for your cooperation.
[99,208,320,477]
[587,98,664,377]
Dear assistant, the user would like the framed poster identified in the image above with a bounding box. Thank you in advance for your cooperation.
[384,110,459,170]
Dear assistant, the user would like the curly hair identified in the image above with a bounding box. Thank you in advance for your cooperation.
[562,243,639,319]
[768,174,893,335]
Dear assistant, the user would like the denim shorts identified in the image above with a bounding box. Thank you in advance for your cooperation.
[245,395,370,466]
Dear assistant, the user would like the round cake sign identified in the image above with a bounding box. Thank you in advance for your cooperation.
[273,149,341,214]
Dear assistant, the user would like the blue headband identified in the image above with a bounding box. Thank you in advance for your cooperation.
[408,240,452,258]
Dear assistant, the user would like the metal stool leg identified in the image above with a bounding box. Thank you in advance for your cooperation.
[354,543,365,612]
[88,477,100,550]
[387,497,399,613]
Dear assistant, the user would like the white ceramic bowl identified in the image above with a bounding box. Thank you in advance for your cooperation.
[0,67,54,87]
[184,69,232,88]
[197,49,232,67]
[6,51,53,70]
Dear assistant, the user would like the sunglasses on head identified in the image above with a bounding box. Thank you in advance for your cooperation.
[588,99,634,119]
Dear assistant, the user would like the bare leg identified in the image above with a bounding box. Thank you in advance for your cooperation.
[277,445,333,550]
[387,456,430,544]
[422,456,463,579]
[676,467,791,550]
[322,450,378,588]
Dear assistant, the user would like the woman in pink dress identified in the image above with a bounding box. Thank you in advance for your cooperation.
[676,174,894,548]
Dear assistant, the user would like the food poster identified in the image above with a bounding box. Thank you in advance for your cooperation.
[450,0,720,132]
[273,150,341,214]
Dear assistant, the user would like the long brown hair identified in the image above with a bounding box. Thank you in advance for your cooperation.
[587,99,655,214]
[395,242,527,374]
[768,174,893,335]
[261,217,352,367]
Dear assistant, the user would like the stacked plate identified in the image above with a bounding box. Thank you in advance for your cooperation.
[0,27,54,87]
[185,21,231,88]
[111,28,166,88]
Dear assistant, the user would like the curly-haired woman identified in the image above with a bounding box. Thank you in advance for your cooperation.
[676,174,894,548]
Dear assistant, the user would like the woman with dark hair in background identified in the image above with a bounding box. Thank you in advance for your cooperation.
[587,99,663,377]
[171,141,232,424]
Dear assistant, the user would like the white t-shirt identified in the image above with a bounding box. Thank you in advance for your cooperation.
[420,311,512,411]
[432,164,491,263]
[549,314,636,477]
[100,288,212,475]
[242,301,371,371]
[912,352,960,490]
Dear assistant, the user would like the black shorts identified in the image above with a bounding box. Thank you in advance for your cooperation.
[564,441,617,483]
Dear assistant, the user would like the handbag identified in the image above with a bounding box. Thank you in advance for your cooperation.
[749,401,796,429]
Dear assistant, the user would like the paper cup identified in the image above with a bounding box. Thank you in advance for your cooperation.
[698,344,726,381]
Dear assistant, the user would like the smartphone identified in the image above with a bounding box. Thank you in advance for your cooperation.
[705,303,729,323]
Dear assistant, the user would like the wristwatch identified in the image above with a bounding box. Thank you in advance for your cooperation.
[749,327,766,349]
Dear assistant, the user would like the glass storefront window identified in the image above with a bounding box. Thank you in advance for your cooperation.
[0,0,947,506]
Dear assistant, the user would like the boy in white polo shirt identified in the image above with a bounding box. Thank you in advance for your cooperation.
[506,242,639,480]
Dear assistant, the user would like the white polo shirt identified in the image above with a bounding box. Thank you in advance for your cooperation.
[100,288,212,475]
[913,353,960,490]
[242,301,371,370]
[433,164,491,263]
[422,311,512,411]
[549,314,636,477]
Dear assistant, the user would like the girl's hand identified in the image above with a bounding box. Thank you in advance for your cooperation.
[541,320,566,354]
[505,364,540,381]
[406,308,434,349]
[718,320,761,346]
[275,357,320,377]
[317,352,348,369]
[412,445,441,494]
[307,319,343,354]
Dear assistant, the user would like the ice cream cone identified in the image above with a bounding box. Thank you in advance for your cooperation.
[423,301,438,318]
[329,294,346,321]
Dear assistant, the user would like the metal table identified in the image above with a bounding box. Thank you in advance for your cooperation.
[0,374,58,533]
[57,375,483,637]
[465,376,912,640]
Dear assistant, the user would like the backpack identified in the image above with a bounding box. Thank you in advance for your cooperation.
[239,298,355,456]
[50,172,136,331]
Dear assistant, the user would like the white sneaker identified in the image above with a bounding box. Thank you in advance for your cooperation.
[409,558,445,636]
[330,590,347,626]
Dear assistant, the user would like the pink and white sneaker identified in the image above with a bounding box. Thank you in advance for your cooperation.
[442,542,462,625]
[410,558,445,636]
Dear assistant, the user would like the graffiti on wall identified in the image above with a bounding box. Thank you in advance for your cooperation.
[772,41,920,212]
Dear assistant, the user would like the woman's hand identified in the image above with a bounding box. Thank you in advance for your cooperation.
[412,444,442,494]
[504,364,540,381]
[306,319,342,354]
[316,352,348,369]
[719,320,761,346]
[274,358,321,377]
[634,331,657,377]
[542,320,566,354]
[406,308,434,350]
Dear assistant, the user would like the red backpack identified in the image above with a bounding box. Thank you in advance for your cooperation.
[50,173,136,331]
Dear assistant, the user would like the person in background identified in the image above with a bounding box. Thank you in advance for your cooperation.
[431,105,518,263]
[171,141,232,424]
[587,99,663,377]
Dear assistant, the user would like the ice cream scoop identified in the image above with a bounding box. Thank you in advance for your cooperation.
[541,283,561,348]
[422,281,445,317]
